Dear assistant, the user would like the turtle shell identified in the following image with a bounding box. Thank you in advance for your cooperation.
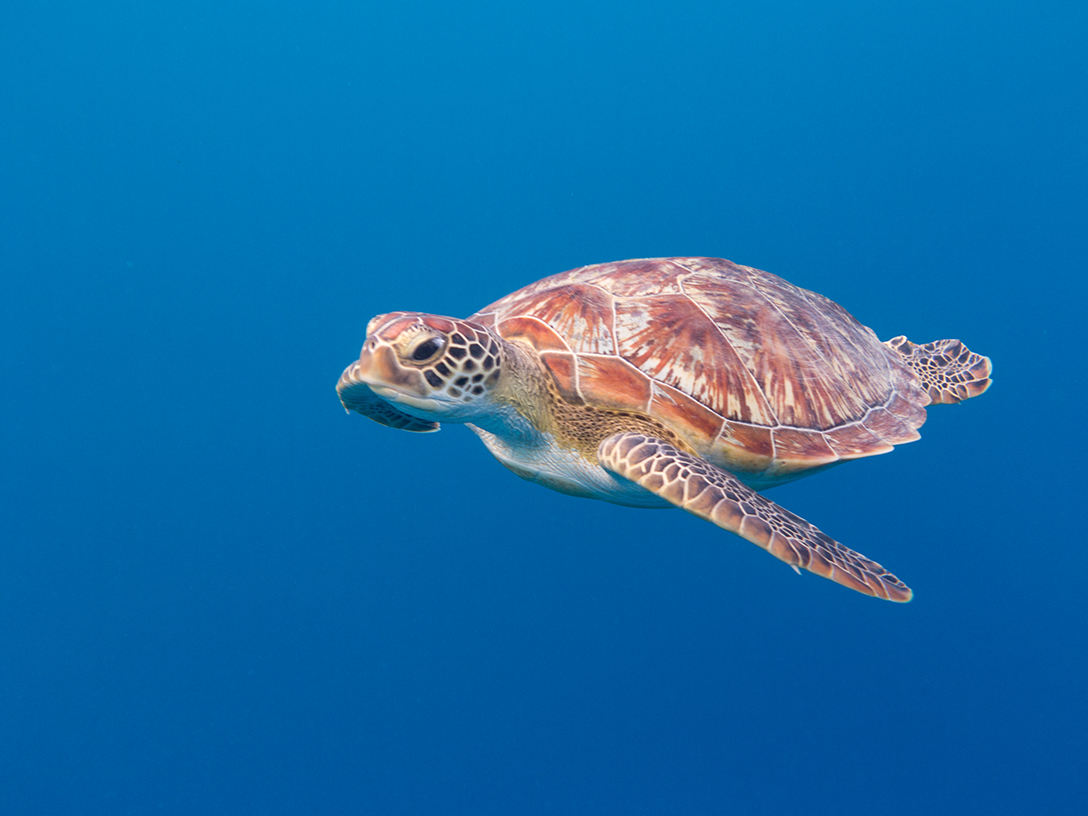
[470,257,928,482]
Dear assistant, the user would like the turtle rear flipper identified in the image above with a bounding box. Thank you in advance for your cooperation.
[598,432,913,602]
[885,336,992,405]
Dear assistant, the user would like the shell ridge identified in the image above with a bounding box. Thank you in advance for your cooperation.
[833,387,914,452]
[572,351,584,402]
[499,314,575,353]
[791,283,894,407]
[676,274,779,426]
[745,273,882,428]
[753,276,840,380]
[669,258,705,278]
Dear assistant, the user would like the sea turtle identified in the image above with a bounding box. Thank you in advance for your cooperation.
[337,257,992,601]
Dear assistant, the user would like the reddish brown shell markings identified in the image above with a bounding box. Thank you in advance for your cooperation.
[471,257,930,478]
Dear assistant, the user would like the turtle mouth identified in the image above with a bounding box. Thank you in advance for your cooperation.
[337,346,456,418]
[378,390,449,416]
[367,383,401,400]
[336,362,441,433]
[368,384,447,414]
[339,368,447,418]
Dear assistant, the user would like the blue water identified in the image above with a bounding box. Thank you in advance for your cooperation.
[2,2,1085,813]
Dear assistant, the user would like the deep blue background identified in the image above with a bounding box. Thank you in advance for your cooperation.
[2,2,1085,813]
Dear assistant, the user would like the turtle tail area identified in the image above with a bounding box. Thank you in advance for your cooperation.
[884,336,993,405]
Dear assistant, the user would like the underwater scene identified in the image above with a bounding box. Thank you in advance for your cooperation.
[2,1,1085,813]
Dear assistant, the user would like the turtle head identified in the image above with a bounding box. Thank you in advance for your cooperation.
[337,312,504,430]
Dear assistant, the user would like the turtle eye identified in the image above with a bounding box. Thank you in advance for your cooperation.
[410,336,445,362]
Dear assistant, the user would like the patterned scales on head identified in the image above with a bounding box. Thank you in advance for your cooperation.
[337,257,992,602]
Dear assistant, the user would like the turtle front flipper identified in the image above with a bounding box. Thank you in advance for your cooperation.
[597,433,912,602]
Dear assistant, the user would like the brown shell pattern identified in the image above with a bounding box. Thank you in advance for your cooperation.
[470,258,928,473]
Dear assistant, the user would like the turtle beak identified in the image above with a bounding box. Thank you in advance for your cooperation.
[337,342,429,409]
[336,353,375,414]
[336,345,442,432]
